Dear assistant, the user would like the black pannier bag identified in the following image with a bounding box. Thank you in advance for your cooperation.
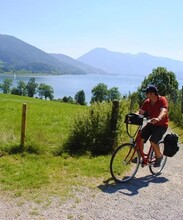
[124,113,143,126]
[163,133,179,157]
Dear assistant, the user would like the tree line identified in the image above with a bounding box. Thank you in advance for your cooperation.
[62,84,121,105]
[0,77,122,105]
[0,78,54,100]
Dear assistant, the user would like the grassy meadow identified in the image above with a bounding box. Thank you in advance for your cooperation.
[0,94,86,154]
[0,94,112,200]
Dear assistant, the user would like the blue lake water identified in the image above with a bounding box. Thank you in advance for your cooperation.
[0,74,183,103]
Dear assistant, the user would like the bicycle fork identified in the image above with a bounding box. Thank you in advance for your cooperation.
[124,145,137,164]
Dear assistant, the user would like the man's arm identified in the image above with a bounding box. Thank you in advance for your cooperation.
[136,109,146,115]
[157,107,168,121]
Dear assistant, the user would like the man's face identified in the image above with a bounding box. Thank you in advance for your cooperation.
[146,91,152,98]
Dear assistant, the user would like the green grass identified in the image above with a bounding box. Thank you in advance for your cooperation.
[0,94,112,200]
[0,153,111,200]
[0,94,85,154]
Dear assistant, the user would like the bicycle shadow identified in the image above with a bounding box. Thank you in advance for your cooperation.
[97,174,169,196]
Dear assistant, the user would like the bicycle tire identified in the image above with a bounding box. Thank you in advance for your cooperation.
[149,141,167,175]
[110,143,140,183]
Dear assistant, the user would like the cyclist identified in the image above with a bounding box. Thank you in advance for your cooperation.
[137,85,169,167]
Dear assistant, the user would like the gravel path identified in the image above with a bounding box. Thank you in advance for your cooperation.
[0,142,182,220]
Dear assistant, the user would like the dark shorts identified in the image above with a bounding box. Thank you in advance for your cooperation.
[141,123,167,144]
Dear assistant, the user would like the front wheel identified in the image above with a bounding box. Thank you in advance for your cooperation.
[149,141,167,175]
[110,143,140,183]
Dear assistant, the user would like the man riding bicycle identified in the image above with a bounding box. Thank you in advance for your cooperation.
[137,85,169,167]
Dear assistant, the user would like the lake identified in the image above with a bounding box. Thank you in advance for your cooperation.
[0,74,183,103]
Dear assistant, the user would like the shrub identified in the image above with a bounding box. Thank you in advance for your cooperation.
[64,100,129,156]
[63,102,111,155]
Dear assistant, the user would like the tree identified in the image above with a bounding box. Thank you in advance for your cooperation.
[38,83,54,100]
[0,78,12,94]
[12,80,27,96]
[108,87,121,101]
[62,96,69,102]
[74,90,86,105]
[11,87,19,95]
[91,83,108,103]
[17,80,27,96]
[138,67,179,103]
[62,96,74,103]
[26,78,38,97]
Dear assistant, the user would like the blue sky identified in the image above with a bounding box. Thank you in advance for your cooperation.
[1,0,183,60]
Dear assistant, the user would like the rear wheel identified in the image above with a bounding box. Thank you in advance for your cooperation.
[149,141,167,175]
[110,143,140,183]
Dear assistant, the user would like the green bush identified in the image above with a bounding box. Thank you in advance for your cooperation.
[64,100,129,156]
[115,100,130,145]
[63,102,112,155]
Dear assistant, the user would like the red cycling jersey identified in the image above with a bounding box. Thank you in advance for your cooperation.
[141,96,168,127]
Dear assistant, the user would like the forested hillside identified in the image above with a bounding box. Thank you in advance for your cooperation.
[0,34,103,75]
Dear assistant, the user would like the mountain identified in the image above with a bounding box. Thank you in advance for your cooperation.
[0,34,103,75]
[77,48,183,77]
[51,53,105,74]
[1,35,183,78]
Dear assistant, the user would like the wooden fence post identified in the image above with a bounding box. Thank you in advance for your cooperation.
[20,103,27,149]
[110,100,120,148]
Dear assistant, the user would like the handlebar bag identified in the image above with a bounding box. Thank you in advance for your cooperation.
[124,113,143,126]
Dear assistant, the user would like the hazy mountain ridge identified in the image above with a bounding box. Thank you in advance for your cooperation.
[77,48,183,78]
[0,34,183,78]
[0,34,103,75]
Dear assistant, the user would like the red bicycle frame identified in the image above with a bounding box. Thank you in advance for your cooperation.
[127,124,156,166]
